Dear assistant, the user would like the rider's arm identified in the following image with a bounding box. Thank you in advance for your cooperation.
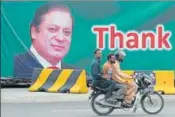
[102,63,108,76]
[112,73,126,84]
[92,61,103,79]
[111,64,126,83]
[114,63,132,79]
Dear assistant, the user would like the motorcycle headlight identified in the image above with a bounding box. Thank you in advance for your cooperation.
[144,77,153,86]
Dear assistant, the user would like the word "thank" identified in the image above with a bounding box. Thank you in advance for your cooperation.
[92,24,172,51]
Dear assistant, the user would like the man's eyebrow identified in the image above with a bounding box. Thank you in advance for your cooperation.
[46,24,72,30]
[63,28,72,32]
[47,24,58,27]
[63,27,71,30]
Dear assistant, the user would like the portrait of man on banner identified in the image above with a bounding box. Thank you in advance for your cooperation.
[13,2,77,78]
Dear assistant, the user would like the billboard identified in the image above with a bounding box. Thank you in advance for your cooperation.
[1,1,175,78]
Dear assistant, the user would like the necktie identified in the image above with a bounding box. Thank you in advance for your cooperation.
[47,66,60,69]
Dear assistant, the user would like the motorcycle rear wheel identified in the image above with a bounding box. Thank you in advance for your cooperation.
[91,93,114,116]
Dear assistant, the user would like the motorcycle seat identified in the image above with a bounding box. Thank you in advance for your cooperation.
[91,85,109,92]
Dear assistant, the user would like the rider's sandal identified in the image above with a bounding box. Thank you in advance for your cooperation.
[122,101,133,108]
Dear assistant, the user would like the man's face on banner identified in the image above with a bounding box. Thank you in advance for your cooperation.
[32,9,73,61]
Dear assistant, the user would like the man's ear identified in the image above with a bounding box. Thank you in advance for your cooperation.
[31,26,38,40]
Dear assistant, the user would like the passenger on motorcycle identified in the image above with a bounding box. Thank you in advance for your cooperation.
[103,53,127,97]
[91,49,116,104]
[103,53,134,107]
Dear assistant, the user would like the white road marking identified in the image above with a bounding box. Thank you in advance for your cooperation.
[3,96,25,99]
[51,109,92,112]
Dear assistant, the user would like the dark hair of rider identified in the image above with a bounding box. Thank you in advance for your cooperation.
[94,49,101,54]
[107,53,114,60]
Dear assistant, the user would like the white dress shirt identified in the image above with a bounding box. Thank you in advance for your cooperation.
[30,45,61,68]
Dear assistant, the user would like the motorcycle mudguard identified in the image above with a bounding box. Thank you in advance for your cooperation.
[141,90,158,101]
[89,90,104,100]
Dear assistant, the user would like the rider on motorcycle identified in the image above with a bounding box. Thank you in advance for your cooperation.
[90,50,164,116]
[91,49,116,105]
[103,53,127,97]
[111,50,137,107]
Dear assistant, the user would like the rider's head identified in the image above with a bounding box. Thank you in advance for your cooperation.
[94,48,102,59]
[115,50,126,62]
[107,53,116,64]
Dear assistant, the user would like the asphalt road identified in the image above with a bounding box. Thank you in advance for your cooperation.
[2,101,175,117]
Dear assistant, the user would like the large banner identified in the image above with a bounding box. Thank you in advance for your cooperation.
[1,1,175,78]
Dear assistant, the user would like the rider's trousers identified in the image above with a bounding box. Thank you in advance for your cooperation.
[124,82,138,103]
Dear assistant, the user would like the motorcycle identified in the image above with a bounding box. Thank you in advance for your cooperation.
[89,72,164,116]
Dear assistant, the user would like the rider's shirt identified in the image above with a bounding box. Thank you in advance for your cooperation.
[91,58,104,81]
[103,61,113,80]
[111,60,132,83]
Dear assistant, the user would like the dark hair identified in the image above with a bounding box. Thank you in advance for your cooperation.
[30,2,74,39]
[94,48,101,54]
[107,53,114,60]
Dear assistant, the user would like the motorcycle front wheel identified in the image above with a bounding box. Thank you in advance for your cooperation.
[141,91,164,115]
[91,92,114,116]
